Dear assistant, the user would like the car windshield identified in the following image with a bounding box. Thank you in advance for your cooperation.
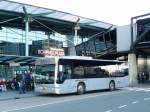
[35,64,55,84]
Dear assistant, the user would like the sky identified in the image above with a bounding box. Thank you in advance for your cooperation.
[11,0,150,26]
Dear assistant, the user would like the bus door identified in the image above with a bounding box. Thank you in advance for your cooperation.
[57,65,73,92]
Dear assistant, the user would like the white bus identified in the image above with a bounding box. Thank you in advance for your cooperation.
[34,56,129,94]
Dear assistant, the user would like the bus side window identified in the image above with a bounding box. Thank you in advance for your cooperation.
[73,66,84,78]
[58,65,72,82]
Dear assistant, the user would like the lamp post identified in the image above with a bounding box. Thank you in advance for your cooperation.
[25,17,29,56]
[74,18,80,45]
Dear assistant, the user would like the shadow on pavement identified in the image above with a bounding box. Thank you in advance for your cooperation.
[36,89,122,98]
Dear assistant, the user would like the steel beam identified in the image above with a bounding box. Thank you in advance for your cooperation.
[25,17,29,56]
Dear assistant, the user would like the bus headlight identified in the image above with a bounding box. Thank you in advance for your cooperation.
[42,87,49,93]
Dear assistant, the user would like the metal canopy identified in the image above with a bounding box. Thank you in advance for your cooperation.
[0,0,115,36]
[0,55,37,65]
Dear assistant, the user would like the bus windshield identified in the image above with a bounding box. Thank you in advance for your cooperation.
[35,65,55,84]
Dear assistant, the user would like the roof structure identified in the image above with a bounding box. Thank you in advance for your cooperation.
[0,0,115,36]
[0,55,37,65]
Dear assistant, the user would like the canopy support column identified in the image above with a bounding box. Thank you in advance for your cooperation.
[25,18,29,56]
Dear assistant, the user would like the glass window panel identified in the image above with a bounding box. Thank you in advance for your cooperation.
[0,1,10,9]
[46,12,66,18]
[90,22,111,29]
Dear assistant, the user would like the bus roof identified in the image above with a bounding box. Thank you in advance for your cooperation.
[35,56,126,66]
[59,58,125,66]
[59,56,93,60]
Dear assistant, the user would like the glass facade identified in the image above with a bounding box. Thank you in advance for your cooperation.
[0,65,13,79]
[0,27,66,79]
[0,27,66,56]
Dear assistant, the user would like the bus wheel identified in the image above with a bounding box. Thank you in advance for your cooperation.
[109,81,115,91]
[77,83,85,95]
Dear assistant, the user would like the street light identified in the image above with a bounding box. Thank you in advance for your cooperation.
[74,18,80,45]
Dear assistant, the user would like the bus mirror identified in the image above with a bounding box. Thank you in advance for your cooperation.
[59,65,63,72]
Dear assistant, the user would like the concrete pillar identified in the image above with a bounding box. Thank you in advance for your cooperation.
[128,53,138,86]
[66,35,76,56]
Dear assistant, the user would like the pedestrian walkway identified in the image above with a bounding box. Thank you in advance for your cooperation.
[123,84,150,92]
[124,87,150,92]
[0,90,36,101]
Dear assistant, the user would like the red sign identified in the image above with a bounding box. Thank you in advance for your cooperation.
[38,48,65,57]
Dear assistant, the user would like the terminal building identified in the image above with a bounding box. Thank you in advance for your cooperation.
[0,0,149,86]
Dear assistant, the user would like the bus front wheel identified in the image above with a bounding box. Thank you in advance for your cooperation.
[109,81,115,91]
[77,83,85,95]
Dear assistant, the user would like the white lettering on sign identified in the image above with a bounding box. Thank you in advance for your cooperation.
[38,48,65,57]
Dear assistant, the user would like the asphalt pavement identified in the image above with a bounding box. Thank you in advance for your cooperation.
[0,87,150,112]
[0,91,35,101]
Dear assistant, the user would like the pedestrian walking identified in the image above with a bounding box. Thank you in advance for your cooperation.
[18,74,26,94]
[137,72,142,83]
[25,72,32,91]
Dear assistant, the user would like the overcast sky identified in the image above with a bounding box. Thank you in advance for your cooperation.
[12,0,150,26]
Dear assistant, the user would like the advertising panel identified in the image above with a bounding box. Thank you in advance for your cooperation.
[38,48,65,57]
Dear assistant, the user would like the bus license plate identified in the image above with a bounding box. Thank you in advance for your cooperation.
[42,87,48,93]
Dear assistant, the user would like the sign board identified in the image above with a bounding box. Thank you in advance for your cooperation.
[35,58,55,65]
[117,25,131,52]
[10,62,20,66]
[38,48,65,57]
[117,24,137,52]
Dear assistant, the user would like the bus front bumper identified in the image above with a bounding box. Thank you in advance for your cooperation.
[34,84,60,94]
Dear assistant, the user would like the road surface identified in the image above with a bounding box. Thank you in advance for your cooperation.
[0,87,150,112]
